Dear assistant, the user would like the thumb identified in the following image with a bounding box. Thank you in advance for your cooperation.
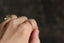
[30,29,40,43]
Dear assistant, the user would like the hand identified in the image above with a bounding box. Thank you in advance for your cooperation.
[0,15,40,43]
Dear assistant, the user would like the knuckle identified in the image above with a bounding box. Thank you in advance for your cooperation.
[11,14,17,19]
[9,20,16,25]
[21,16,28,20]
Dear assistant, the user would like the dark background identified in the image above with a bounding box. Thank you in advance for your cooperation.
[0,0,64,43]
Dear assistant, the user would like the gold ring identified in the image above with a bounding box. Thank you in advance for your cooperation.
[27,20,34,30]
[4,15,12,20]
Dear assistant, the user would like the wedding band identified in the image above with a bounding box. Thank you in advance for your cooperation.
[27,20,34,30]
[4,15,12,20]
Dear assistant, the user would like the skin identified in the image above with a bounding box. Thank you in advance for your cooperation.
[0,15,40,43]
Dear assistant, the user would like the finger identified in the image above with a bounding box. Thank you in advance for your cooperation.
[30,29,40,43]
[9,16,28,27]
[13,19,38,43]
[0,15,17,39]
[1,16,28,40]
[0,14,17,30]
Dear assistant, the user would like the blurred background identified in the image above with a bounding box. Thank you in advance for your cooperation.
[0,0,64,43]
